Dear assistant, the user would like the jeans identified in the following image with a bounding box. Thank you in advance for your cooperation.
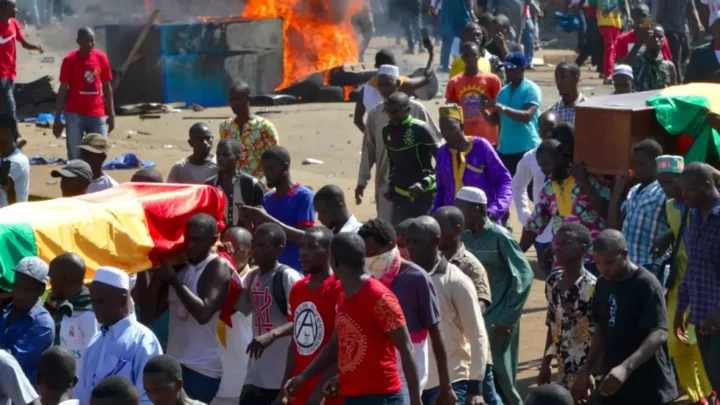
[181,366,221,404]
[483,365,504,405]
[440,31,454,68]
[239,385,281,405]
[522,18,535,67]
[344,392,403,405]
[599,25,619,78]
[400,10,422,51]
[0,79,18,140]
[421,380,468,404]
[534,241,553,278]
[698,333,720,392]
[64,112,107,160]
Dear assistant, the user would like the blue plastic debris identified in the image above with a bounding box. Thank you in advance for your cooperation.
[103,153,156,170]
[29,156,65,165]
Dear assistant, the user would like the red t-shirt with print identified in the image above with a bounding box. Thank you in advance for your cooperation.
[59,49,113,117]
[287,275,343,405]
[336,277,405,397]
[615,31,672,61]
[0,18,24,80]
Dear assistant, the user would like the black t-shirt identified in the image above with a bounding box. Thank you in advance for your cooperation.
[381,117,437,191]
[591,267,677,404]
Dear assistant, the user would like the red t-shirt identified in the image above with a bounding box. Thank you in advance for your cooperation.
[615,31,672,61]
[59,49,112,117]
[445,73,502,145]
[0,19,24,80]
[336,277,405,397]
[287,275,343,405]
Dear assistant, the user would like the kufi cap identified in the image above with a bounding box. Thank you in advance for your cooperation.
[613,64,633,79]
[15,257,49,284]
[456,186,488,204]
[378,64,400,78]
[439,104,464,121]
[93,266,129,290]
[656,155,685,174]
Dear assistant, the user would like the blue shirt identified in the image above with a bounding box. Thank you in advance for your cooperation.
[262,184,316,272]
[621,181,669,267]
[496,78,542,155]
[0,301,54,387]
[74,315,162,405]
[390,263,440,334]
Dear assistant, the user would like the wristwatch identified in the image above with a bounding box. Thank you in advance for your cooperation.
[499,105,507,114]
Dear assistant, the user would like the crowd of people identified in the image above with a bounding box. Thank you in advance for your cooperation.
[1,0,720,405]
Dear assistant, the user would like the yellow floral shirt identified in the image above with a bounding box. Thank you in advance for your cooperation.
[219,115,279,178]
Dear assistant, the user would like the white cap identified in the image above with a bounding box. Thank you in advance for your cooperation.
[93,266,130,290]
[456,186,488,204]
[711,10,720,27]
[613,64,633,79]
[378,64,400,78]
[15,257,49,284]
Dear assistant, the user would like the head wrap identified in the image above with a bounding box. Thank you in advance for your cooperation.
[613,64,634,79]
[378,64,400,78]
[656,155,685,174]
[456,186,487,204]
[93,266,130,290]
[439,104,464,121]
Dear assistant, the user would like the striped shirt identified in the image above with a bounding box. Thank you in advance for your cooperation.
[621,181,669,267]
[548,94,586,126]
[677,198,720,325]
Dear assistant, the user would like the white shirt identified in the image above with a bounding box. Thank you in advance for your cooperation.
[60,310,99,377]
[339,215,363,233]
[87,173,118,194]
[0,350,38,405]
[0,148,29,207]
[511,146,553,243]
[362,83,384,116]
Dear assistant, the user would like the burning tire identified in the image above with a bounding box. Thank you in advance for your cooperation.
[250,94,298,106]
[307,86,346,103]
[328,64,378,87]
[277,72,324,101]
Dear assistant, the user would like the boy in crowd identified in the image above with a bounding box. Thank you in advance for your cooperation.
[241,146,315,271]
[609,139,669,282]
[90,376,140,405]
[78,133,118,193]
[571,230,677,405]
[236,223,302,405]
[0,0,43,149]
[313,185,362,234]
[53,27,113,160]
[284,232,421,405]
[538,223,597,389]
[45,253,97,377]
[167,123,218,185]
[0,114,28,207]
[279,227,343,405]
[0,349,40,405]
[143,355,201,405]
[219,82,279,179]
[207,138,265,228]
[358,219,455,404]
[37,346,78,405]
[407,216,488,405]
[548,62,585,126]
[51,159,92,197]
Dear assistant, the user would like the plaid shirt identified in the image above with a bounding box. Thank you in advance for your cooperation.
[677,198,720,326]
[548,94,586,125]
[621,181,669,266]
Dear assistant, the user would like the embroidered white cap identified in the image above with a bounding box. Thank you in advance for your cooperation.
[378,64,400,78]
[613,64,633,79]
[456,186,488,205]
[93,266,130,290]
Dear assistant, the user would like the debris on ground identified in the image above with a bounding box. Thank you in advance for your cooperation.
[302,158,324,165]
[29,156,65,165]
[103,153,156,170]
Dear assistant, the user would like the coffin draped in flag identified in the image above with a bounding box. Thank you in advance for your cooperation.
[647,83,720,163]
[0,183,226,291]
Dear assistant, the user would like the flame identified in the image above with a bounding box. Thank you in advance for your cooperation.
[242,0,361,90]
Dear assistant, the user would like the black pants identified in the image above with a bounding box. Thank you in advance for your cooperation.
[391,191,433,227]
[666,31,689,82]
[698,333,720,392]
[576,14,603,73]
[239,385,280,405]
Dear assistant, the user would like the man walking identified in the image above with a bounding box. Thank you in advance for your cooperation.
[53,28,114,160]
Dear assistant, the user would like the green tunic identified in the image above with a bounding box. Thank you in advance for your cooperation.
[462,221,534,405]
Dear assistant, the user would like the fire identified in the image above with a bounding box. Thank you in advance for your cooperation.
[242,0,361,90]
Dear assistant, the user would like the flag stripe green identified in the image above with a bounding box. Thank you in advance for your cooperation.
[0,223,38,292]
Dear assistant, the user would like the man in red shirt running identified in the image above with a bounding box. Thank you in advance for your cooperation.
[53,27,114,160]
[273,227,344,405]
[284,232,422,405]
[0,0,42,149]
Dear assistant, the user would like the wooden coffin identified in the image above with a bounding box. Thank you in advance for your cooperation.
[574,90,676,175]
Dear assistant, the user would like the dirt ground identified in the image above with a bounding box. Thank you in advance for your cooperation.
[14,26,687,402]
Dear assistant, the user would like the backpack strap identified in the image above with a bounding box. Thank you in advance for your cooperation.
[272,265,290,316]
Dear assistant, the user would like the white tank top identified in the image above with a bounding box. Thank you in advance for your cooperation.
[167,254,223,378]
[362,83,384,115]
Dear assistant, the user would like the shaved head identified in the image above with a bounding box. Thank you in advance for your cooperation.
[50,253,85,276]
[189,122,212,137]
[682,161,713,184]
[593,229,627,255]
[433,206,465,230]
[408,216,441,242]
[222,226,252,249]
[386,92,410,108]
[407,216,441,268]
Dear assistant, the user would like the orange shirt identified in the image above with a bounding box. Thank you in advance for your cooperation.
[445,73,502,145]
